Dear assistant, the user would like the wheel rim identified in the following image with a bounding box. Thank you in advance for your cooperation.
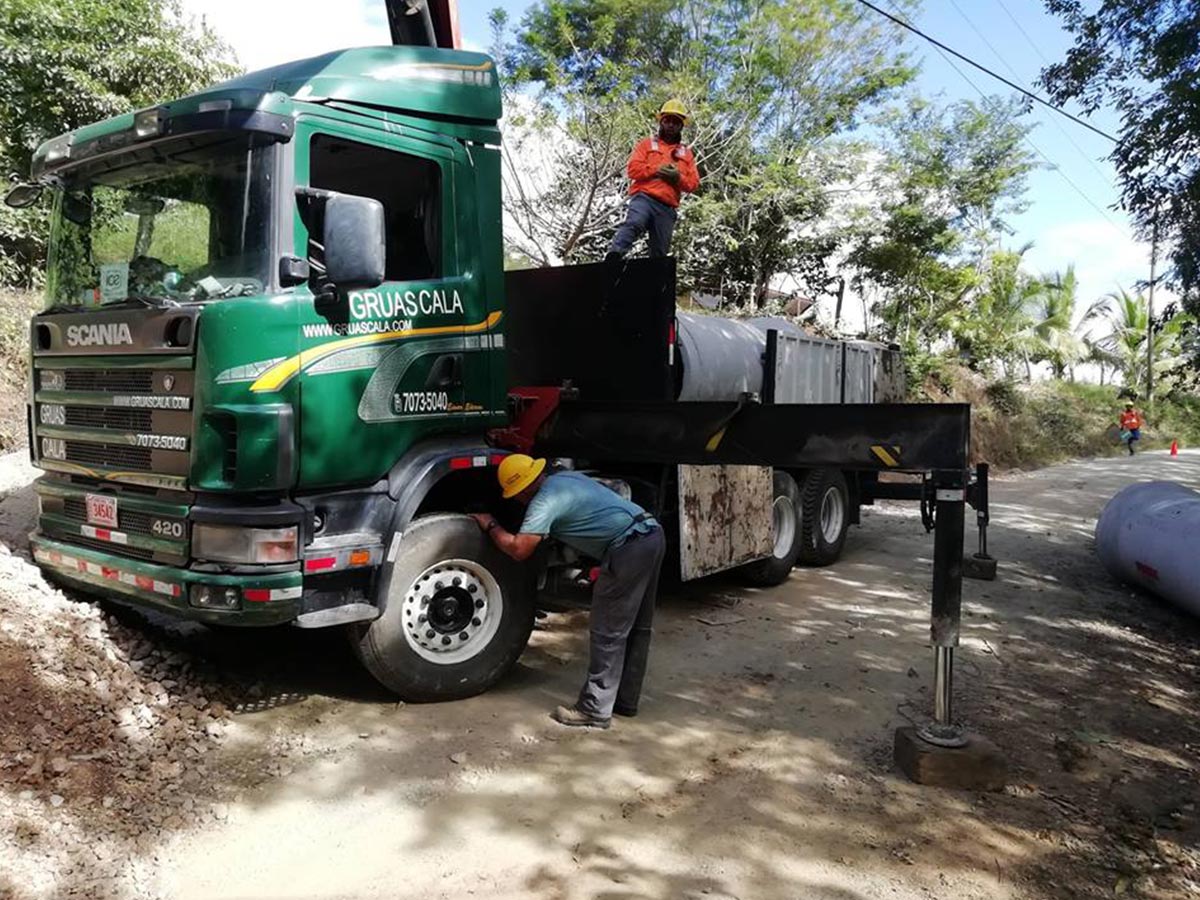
[401,558,503,665]
[819,486,845,544]
[771,495,797,559]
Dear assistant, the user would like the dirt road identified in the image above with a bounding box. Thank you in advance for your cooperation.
[2,451,1198,900]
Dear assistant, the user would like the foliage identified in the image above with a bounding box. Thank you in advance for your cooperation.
[847,97,1037,349]
[1030,265,1086,379]
[947,246,1037,377]
[0,0,238,287]
[1081,287,1190,398]
[1038,1,1200,343]
[494,0,916,303]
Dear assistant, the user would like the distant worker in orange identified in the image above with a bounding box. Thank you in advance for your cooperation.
[605,99,700,261]
[1119,401,1144,455]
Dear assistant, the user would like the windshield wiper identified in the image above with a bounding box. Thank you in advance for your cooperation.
[99,293,179,309]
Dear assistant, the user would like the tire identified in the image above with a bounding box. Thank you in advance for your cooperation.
[352,514,535,701]
[739,470,803,586]
[798,469,850,566]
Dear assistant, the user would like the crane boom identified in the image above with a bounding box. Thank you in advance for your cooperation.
[385,0,461,49]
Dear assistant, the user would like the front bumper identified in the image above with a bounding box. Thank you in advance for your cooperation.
[30,533,302,626]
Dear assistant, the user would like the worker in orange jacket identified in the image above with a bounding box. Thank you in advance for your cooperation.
[605,99,700,261]
[1119,401,1144,455]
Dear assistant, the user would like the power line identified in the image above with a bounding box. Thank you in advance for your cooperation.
[947,0,1114,186]
[990,0,1054,67]
[878,0,1127,236]
[854,0,1119,144]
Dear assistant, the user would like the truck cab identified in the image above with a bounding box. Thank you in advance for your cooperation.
[18,47,530,697]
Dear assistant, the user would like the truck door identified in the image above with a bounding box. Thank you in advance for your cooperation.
[290,119,485,488]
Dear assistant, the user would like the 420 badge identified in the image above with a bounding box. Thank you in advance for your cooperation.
[392,391,450,415]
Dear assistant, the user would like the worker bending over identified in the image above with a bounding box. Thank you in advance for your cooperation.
[472,455,665,729]
[605,99,700,261]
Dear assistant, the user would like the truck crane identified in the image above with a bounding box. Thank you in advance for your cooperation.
[4,0,997,773]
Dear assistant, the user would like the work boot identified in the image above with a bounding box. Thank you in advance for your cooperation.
[551,704,611,729]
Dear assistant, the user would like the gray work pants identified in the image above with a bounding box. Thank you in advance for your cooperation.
[577,527,667,719]
[608,193,678,258]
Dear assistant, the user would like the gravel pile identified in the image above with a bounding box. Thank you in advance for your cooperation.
[0,543,237,900]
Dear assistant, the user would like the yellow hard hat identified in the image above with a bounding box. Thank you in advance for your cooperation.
[497,453,546,499]
[657,98,690,124]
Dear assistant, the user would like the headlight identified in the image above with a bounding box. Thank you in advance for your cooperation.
[192,524,298,564]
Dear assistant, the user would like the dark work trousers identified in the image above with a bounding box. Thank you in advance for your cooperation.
[608,193,678,258]
[577,527,667,719]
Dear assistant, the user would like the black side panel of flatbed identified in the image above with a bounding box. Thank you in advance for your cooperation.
[504,258,676,403]
[534,400,971,473]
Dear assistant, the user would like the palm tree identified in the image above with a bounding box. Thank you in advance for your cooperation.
[1031,266,1086,380]
[952,246,1038,378]
[1083,287,1179,391]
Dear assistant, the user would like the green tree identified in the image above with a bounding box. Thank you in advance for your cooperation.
[1039,1,1200,332]
[1083,287,1186,393]
[1031,266,1086,380]
[948,246,1038,378]
[848,97,1036,350]
[495,0,916,303]
[0,0,238,286]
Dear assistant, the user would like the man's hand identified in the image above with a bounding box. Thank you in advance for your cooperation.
[469,513,497,532]
[657,163,681,185]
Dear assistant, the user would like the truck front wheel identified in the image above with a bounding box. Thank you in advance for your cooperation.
[352,514,535,701]
[799,469,850,566]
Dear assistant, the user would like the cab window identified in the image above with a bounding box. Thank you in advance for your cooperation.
[309,135,441,281]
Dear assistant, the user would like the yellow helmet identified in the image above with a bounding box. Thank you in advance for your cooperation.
[497,453,546,499]
[657,98,690,124]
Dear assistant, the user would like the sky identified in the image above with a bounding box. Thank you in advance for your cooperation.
[178,0,1161,328]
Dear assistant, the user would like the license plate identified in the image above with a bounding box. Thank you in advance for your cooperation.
[85,493,118,529]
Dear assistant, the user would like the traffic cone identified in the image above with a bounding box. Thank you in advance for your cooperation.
[1170,440,1179,457]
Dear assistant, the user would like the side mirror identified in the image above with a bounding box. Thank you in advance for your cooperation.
[323,194,386,289]
[4,183,43,209]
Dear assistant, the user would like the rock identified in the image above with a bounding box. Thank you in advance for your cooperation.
[49,756,70,775]
[449,752,467,765]
[49,794,64,807]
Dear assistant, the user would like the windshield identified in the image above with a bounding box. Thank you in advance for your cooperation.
[45,137,275,308]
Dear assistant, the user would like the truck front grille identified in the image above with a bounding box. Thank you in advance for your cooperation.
[62,369,155,393]
[64,407,153,432]
[64,441,153,471]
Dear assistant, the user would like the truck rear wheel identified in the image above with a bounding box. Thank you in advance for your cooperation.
[799,469,850,566]
[739,470,803,586]
[352,514,535,701]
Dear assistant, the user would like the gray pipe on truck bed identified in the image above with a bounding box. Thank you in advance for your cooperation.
[1094,481,1200,617]
[674,311,886,404]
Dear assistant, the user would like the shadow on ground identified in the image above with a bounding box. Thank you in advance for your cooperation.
[3,452,1199,899]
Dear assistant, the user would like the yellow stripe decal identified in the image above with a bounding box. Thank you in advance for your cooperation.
[250,312,503,394]
[871,445,900,467]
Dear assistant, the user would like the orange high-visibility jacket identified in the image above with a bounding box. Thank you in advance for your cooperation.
[626,136,700,208]
[1120,409,1143,430]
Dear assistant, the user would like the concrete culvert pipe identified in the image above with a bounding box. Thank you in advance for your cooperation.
[1094,481,1200,617]
[674,312,767,401]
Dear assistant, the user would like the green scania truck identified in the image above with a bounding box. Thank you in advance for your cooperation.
[5,1,984,714]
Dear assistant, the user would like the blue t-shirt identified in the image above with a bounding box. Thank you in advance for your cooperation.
[519,471,656,560]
